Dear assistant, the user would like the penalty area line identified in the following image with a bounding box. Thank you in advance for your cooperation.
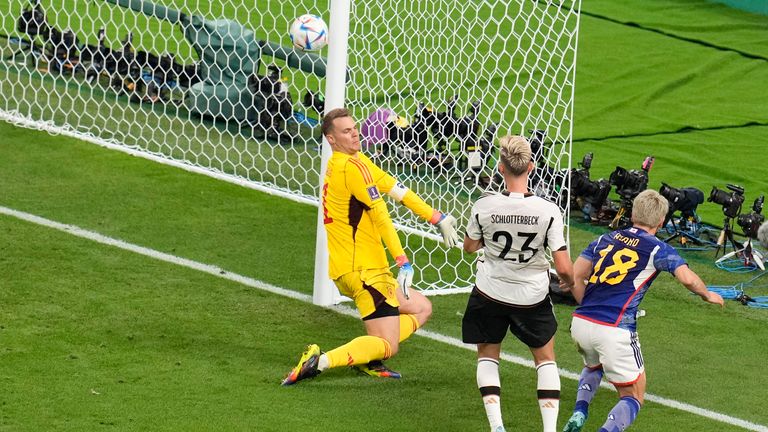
[1,204,766,432]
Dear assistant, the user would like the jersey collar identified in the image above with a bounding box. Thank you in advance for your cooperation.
[501,191,534,199]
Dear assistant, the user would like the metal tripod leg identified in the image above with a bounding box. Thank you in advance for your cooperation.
[716,240,766,270]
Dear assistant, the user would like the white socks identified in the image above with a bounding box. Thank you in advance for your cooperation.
[477,357,503,431]
[536,361,561,432]
[317,353,329,371]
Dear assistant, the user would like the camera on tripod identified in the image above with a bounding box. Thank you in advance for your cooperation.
[15,0,80,73]
[659,183,704,228]
[609,156,653,202]
[569,153,593,195]
[736,195,765,239]
[13,0,49,61]
[461,123,496,173]
[248,64,294,140]
[527,129,567,203]
[606,156,653,229]
[418,96,480,154]
[711,187,766,270]
[708,184,745,219]
[361,97,499,184]
[18,0,49,39]
[570,152,611,220]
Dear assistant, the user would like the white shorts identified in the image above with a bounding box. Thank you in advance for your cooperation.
[570,316,644,386]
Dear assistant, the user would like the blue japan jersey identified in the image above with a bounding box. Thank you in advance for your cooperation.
[574,227,687,331]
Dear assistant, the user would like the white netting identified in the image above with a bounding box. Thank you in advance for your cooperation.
[0,0,580,293]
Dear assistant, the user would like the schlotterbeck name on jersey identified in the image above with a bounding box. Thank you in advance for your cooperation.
[491,214,540,225]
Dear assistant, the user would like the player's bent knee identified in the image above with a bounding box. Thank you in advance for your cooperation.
[378,335,400,358]
[616,382,645,405]
[400,290,433,324]
[418,297,433,323]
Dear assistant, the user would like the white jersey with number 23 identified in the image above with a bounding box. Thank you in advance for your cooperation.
[466,191,567,306]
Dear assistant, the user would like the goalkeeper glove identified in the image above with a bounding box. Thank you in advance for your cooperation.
[435,213,460,248]
[395,255,414,299]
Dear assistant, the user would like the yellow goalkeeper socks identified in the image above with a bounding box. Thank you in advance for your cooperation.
[323,315,418,369]
[399,314,420,342]
[325,335,391,368]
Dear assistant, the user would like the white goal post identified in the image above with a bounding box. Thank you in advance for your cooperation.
[0,0,581,303]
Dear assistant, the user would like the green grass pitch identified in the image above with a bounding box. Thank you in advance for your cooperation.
[1,0,768,430]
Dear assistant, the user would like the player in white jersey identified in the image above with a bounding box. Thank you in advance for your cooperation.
[462,135,575,432]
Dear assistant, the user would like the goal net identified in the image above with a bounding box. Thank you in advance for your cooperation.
[0,0,580,294]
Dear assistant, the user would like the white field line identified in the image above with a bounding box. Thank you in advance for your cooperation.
[1,204,766,432]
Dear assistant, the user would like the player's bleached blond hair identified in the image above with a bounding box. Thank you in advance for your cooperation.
[498,135,532,176]
[632,189,669,228]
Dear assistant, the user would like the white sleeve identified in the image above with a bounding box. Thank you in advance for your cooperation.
[546,206,567,251]
[465,203,483,240]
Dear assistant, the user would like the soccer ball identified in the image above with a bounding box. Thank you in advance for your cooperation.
[289,14,328,51]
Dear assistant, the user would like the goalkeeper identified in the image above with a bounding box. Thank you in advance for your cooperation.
[282,107,460,385]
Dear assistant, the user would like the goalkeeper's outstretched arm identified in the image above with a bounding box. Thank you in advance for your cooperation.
[392,184,460,248]
[366,201,414,297]
[367,200,407,262]
[344,158,414,293]
[363,155,459,247]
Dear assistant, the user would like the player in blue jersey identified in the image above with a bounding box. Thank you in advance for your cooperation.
[562,189,723,432]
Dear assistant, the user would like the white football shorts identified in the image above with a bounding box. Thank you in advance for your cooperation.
[570,316,644,386]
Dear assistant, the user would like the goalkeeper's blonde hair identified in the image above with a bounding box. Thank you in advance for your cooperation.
[632,189,669,228]
[498,135,532,176]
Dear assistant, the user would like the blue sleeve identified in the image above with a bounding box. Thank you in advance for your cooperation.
[579,235,603,262]
[654,243,687,274]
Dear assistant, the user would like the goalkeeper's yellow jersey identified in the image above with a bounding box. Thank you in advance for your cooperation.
[323,151,436,280]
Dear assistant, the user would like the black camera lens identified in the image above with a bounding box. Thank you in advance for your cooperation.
[708,187,731,205]
[610,165,648,202]
[737,213,765,239]
[709,186,746,219]
[660,183,684,205]
[528,129,547,160]
[660,184,704,227]
[570,170,589,195]
[609,166,628,187]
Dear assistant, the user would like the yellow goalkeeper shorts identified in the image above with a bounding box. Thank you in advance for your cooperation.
[334,269,400,320]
